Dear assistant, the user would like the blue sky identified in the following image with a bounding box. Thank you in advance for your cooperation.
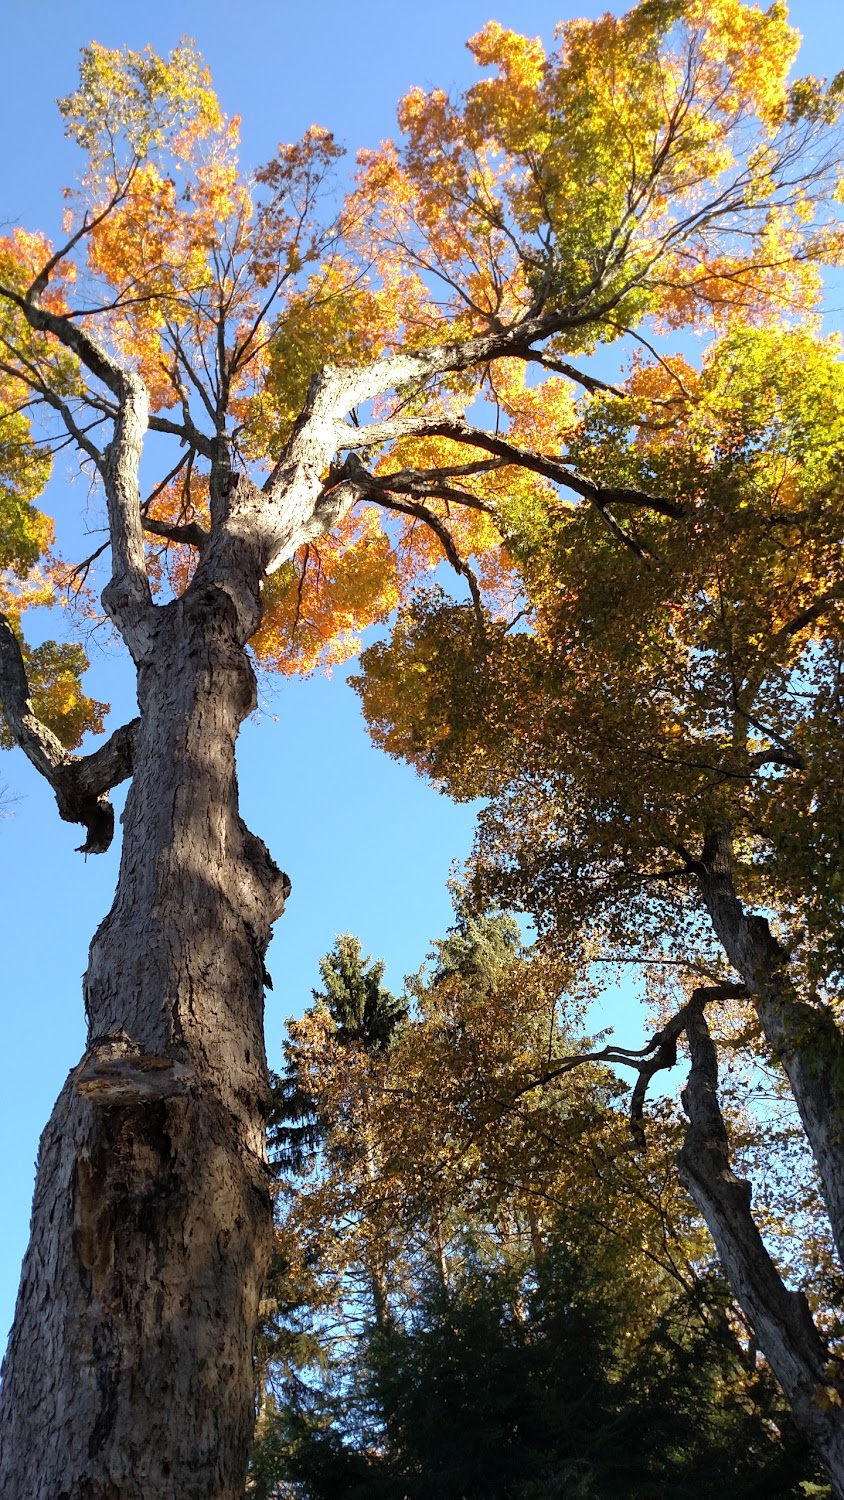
[0,0,841,1348]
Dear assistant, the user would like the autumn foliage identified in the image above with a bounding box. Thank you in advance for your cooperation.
[2,2,842,703]
[2,3,844,1493]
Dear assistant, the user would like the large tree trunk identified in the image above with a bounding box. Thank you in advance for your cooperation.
[0,586,289,1500]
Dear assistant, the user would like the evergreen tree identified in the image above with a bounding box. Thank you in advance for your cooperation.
[269,935,407,1172]
[429,898,522,993]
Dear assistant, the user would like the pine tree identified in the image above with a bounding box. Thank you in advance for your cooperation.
[269,936,407,1173]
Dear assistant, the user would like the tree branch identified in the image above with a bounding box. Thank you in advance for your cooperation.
[0,356,105,473]
[142,517,209,552]
[336,413,684,520]
[0,612,137,853]
[0,284,155,652]
[146,413,215,459]
[772,588,844,648]
[335,454,486,623]
[334,305,644,415]
[509,982,746,1148]
[516,350,625,397]
[677,998,844,1476]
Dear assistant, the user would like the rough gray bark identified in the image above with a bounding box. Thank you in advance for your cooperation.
[0,586,289,1499]
[697,827,844,1264]
[0,271,394,1494]
[677,996,844,1497]
[0,279,409,1495]
[0,269,306,1495]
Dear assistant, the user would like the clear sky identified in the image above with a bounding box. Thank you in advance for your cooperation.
[0,0,841,1350]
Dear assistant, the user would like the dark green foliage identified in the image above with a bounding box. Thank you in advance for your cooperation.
[259,1244,825,1500]
[429,899,522,993]
[311,934,407,1053]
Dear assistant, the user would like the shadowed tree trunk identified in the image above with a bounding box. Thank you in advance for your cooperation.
[0,586,289,1499]
[0,301,585,1494]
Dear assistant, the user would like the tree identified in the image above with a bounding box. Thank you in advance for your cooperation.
[354,264,844,1486]
[0,7,841,1496]
[255,919,829,1497]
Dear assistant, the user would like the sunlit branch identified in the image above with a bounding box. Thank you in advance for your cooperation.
[27,169,140,304]
[328,452,486,622]
[0,281,154,641]
[0,355,106,472]
[163,321,219,430]
[517,351,625,397]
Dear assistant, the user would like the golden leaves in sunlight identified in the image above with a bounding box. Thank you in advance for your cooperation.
[4,4,844,760]
[253,506,399,675]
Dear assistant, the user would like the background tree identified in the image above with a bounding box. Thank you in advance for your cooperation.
[0,6,842,1495]
[253,918,830,1497]
[355,321,844,1477]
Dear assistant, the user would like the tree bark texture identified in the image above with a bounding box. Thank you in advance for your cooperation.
[677,999,844,1497]
[698,827,844,1264]
[0,586,289,1500]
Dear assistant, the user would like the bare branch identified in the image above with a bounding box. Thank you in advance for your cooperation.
[146,413,215,459]
[509,982,747,1149]
[0,357,105,473]
[365,459,504,516]
[71,536,111,590]
[0,286,155,648]
[337,454,486,624]
[337,412,685,519]
[142,517,209,552]
[515,350,626,397]
[0,611,137,853]
[27,174,138,304]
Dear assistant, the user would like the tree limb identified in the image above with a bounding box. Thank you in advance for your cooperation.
[335,413,685,520]
[0,612,137,853]
[332,454,486,623]
[147,412,215,459]
[515,349,626,397]
[0,284,154,652]
[142,517,209,552]
[333,302,650,415]
[677,999,844,1481]
[508,982,746,1149]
